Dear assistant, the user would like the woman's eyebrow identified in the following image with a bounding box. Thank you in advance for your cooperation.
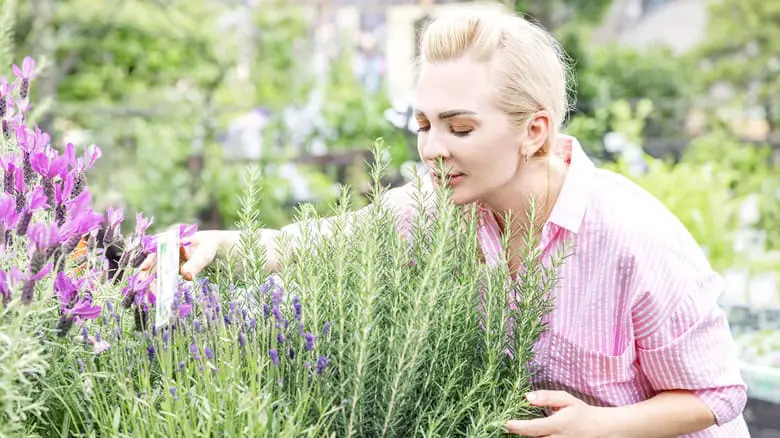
[414,109,478,120]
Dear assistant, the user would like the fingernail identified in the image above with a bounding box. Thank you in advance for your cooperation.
[526,392,537,402]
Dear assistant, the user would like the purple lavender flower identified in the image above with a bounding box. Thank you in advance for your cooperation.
[263,303,270,318]
[292,296,301,321]
[0,268,22,305]
[178,303,192,318]
[249,318,256,331]
[272,305,283,323]
[304,332,316,352]
[134,213,153,237]
[0,77,17,118]
[238,331,246,348]
[147,345,156,362]
[277,333,285,344]
[77,358,86,373]
[189,343,200,361]
[316,355,329,374]
[323,322,331,336]
[269,349,280,366]
[204,345,214,361]
[11,56,34,99]
[193,320,201,333]
[162,329,169,343]
[169,387,177,398]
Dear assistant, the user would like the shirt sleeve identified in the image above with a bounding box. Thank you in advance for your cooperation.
[632,251,747,426]
[279,180,434,242]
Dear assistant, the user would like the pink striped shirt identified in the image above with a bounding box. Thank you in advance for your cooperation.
[475,136,748,436]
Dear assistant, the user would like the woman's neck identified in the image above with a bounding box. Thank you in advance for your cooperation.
[481,155,568,237]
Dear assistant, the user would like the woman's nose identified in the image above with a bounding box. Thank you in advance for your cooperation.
[419,134,451,162]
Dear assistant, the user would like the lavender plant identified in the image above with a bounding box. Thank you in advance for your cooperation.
[0,57,160,436]
[0,54,568,436]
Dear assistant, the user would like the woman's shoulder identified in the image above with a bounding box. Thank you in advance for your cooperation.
[582,169,709,268]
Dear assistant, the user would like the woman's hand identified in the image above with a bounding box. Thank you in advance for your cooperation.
[140,230,234,282]
[505,391,617,438]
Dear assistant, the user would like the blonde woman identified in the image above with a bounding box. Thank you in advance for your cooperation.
[144,9,748,437]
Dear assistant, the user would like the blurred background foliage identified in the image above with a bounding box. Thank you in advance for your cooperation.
[3,0,779,279]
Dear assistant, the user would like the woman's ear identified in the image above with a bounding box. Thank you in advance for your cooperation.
[523,110,552,157]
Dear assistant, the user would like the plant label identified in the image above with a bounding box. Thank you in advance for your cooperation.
[155,230,180,329]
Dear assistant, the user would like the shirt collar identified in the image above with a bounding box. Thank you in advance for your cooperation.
[547,134,596,234]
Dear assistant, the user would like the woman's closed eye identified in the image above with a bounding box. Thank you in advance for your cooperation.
[450,126,473,137]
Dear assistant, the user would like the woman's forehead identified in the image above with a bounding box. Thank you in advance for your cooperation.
[414,59,495,114]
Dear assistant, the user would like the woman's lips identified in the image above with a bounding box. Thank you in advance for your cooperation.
[432,172,465,186]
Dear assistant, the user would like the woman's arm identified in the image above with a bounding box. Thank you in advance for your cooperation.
[215,182,428,272]
[610,390,715,437]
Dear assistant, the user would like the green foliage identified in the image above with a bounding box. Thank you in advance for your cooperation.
[31,145,568,436]
[695,0,780,131]
[575,44,694,138]
[0,0,16,71]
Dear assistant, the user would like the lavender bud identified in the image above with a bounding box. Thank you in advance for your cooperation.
[263,304,269,319]
[56,315,75,337]
[23,153,35,189]
[106,301,113,313]
[55,204,66,226]
[193,320,201,333]
[42,178,54,209]
[1,120,9,139]
[72,171,86,198]
[15,211,32,236]
[20,79,29,100]
[249,318,256,331]
[238,331,246,348]
[204,345,214,361]
[130,250,147,269]
[63,234,83,255]
[178,361,185,371]
[269,349,279,366]
[87,233,97,252]
[276,333,285,344]
[3,165,12,195]
[122,289,136,309]
[28,249,46,274]
[147,345,156,362]
[15,191,24,213]
[162,329,169,343]
[323,321,331,336]
[78,358,86,373]
[20,279,36,304]
[169,386,177,398]
[0,97,5,118]
[81,326,88,342]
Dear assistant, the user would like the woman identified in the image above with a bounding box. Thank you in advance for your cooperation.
[144,9,749,437]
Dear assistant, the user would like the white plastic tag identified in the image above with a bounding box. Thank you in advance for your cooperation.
[155,230,179,328]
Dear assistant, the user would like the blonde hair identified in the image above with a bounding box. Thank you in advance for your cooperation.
[417,9,571,150]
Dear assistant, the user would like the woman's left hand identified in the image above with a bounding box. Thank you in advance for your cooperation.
[505,390,617,438]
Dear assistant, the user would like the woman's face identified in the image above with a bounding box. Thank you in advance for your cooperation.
[414,56,523,205]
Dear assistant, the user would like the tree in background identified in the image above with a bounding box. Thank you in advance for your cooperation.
[695,0,780,138]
